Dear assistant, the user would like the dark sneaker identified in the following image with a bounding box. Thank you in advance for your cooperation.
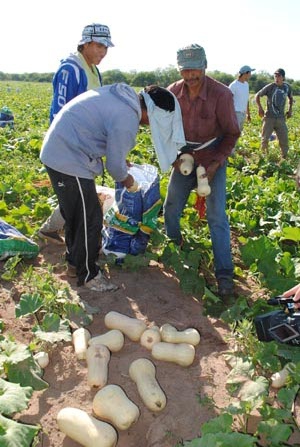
[38,230,65,245]
[84,271,118,292]
[66,263,77,278]
[217,276,234,298]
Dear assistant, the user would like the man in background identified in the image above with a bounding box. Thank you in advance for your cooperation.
[229,65,255,131]
[38,23,114,247]
[255,68,293,159]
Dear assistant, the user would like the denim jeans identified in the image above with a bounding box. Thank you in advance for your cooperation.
[163,162,233,279]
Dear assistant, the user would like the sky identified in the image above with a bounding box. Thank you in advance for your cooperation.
[1,0,300,80]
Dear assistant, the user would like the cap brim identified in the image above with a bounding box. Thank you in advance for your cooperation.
[78,36,114,47]
[240,69,255,74]
[178,62,206,71]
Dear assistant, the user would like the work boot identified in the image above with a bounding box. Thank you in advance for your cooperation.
[217,276,234,299]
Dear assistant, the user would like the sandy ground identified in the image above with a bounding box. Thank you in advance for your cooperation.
[1,240,299,447]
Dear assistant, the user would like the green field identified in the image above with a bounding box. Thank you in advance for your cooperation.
[1,81,300,446]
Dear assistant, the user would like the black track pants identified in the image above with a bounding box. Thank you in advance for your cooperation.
[46,166,102,285]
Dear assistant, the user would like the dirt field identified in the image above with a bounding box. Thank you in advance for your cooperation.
[1,240,299,447]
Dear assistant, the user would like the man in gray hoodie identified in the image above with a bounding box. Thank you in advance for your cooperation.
[40,83,182,292]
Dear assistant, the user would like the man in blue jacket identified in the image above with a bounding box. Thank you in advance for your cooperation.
[39,23,113,246]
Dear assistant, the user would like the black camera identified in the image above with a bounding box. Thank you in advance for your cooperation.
[254,296,300,345]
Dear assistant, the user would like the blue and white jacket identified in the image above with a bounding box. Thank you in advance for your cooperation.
[49,53,102,123]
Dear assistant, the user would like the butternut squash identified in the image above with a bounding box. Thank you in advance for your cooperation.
[93,384,140,430]
[86,344,110,388]
[104,310,147,341]
[140,326,161,350]
[152,342,195,367]
[129,358,166,412]
[72,327,91,360]
[196,165,211,197]
[160,323,200,346]
[34,351,49,368]
[88,329,124,352]
[57,407,117,447]
[271,362,294,388]
[179,153,194,175]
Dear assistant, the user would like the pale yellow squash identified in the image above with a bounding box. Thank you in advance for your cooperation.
[93,384,140,430]
[151,342,195,367]
[57,407,117,447]
[271,363,293,388]
[104,310,146,341]
[88,329,124,352]
[72,328,91,360]
[140,326,161,350]
[129,358,166,412]
[34,351,49,368]
[160,323,200,346]
[86,344,110,388]
[179,153,194,175]
[196,165,211,196]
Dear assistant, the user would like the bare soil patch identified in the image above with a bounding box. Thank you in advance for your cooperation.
[1,240,299,447]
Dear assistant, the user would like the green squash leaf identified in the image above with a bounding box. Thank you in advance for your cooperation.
[0,413,39,447]
[0,378,33,416]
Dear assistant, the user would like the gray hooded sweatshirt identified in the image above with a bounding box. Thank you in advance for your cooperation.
[40,83,141,181]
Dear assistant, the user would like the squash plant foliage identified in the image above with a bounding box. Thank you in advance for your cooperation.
[0,82,300,446]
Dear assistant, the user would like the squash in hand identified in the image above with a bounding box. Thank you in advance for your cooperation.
[196,165,211,197]
[104,310,146,341]
[160,323,200,346]
[93,384,140,430]
[88,329,124,352]
[57,407,117,447]
[152,342,195,367]
[129,358,166,412]
[179,153,194,175]
[86,344,110,388]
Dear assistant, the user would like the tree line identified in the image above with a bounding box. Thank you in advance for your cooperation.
[0,67,299,94]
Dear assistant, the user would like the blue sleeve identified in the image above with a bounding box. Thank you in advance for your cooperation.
[49,63,87,122]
